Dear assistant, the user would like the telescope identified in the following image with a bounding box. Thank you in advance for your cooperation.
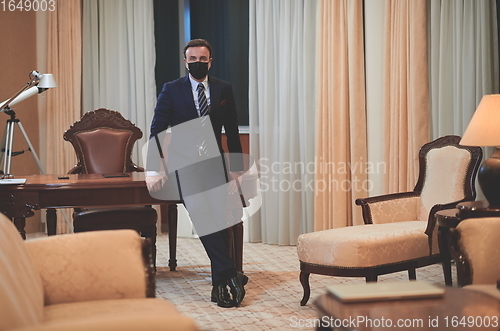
[0,71,57,177]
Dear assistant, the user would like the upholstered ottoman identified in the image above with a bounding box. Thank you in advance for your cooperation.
[297,221,440,305]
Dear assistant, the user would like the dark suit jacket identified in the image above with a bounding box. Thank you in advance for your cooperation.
[150,75,243,172]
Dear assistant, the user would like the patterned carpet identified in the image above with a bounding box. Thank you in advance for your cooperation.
[155,234,449,331]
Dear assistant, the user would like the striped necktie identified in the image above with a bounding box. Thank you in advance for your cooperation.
[197,83,210,156]
[197,83,210,119]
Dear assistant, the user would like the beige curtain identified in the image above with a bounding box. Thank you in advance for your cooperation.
[248,0,318,244]
[45,0,82,232]
[383,0,430,193]
[314,0,367,230]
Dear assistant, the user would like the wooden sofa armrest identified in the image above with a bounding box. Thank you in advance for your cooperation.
[355,191,419,205]
[130,163,144,172]
[424,199,466,237]
[25,230,151,305]
[67,165,83,174]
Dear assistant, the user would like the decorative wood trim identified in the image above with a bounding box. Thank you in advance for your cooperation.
[142,238,156,298]
[449,229,473,287]
[65,108,142,134]
[299,254,441,306]
[63,108,143,174]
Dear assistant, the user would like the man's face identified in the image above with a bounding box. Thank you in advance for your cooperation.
[184,46,212,68]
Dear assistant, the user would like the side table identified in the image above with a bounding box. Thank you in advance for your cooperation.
[457,200,500,219]
[435,201,500,286]
[435,208,460,286]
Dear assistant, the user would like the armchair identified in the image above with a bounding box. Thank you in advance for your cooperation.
[297,135,482,305]
[0,213,198,331]
[450,217,500,287]
[63,108,158,265]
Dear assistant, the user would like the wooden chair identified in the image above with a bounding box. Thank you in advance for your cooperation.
[64,108,158,266]
[450,217,500,287]
[297,135,482,305]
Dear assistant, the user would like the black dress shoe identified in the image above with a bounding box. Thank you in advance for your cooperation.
[213,284,235,308]
[227,272,249,306]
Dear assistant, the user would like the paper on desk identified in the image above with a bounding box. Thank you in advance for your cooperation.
[327,281,445,302]
[0,178,26,185]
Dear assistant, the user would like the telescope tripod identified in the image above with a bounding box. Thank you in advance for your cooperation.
[0,108,44,177]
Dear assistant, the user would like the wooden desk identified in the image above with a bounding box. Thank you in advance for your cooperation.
[314,287,499,331]
[0,173,247,272]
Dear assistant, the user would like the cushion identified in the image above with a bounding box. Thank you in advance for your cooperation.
[0,214,44,331]
[38,298,198,331]
[24,230,147,305]
[297,221,438,268]
[367,196,419,224]
[73,206,157,229]
[418,146,471,222]
[75,128,132,174]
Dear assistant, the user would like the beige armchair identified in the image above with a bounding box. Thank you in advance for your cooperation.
[297,135,482,305]
[0,213,198,331]
[450,217,500,287]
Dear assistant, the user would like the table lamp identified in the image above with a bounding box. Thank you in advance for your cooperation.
[461,94,500,207]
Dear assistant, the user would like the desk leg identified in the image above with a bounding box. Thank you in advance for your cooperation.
[167,204,178,271]
[46,208,57,236]
[13,217,26,239]
[1,191,37,239]
[438,226,453,286]
[160,204,168,233]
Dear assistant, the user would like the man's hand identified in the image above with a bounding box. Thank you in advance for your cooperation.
[145,171,168,192]
[228,171,243,194]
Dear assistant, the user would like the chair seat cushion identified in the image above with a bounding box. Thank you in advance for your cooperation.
[41,298,198,331]
[73,206,157,228]
[297,221,437,268]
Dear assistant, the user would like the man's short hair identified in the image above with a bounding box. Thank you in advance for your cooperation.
[183,39,213,59]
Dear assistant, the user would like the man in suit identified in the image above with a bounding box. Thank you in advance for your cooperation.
[148,39,248,308]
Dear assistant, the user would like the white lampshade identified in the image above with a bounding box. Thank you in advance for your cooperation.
[460,94,500,146]
[38,74,57,88]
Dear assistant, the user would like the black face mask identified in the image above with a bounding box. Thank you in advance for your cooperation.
[188,62,209,80]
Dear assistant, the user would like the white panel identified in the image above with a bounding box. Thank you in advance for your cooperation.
[364,0,386,196]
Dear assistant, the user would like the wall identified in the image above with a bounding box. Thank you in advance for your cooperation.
[0,10,42,232]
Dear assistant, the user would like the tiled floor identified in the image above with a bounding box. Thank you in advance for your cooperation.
[155,234,451,331]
